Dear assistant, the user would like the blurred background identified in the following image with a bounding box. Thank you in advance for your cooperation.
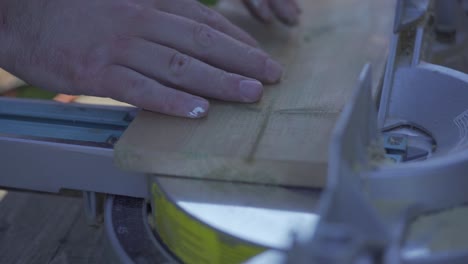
[0,68,130,105]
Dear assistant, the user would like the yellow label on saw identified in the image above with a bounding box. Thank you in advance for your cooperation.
[151,183,265,264]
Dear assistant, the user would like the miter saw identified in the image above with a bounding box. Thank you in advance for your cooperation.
[1,0,468,263]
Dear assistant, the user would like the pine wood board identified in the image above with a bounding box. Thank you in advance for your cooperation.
[115,0,394,187]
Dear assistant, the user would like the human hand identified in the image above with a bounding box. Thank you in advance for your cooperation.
[0,0,283,118]
[243,0,301,25]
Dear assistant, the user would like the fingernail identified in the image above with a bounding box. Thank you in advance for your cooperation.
[187,99,209,118]
[285,11,299,25]
[264,59,283,83]
[259,8,273,22]
[297,6,302,14]
[285,17,299,26]
[250,0,273,22]
[239,80,263,102]
[247,36,260,47]
[293,2,302,14]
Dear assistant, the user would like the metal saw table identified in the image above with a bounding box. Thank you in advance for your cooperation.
[2,0,468,263]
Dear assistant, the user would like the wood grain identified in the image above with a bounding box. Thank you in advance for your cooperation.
[0,191,106,264]
[115,0,395,187]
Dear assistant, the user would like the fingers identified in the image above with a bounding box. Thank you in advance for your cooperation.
[156,0,258,47]
[134,10,283,84]
[269,0,301,25]
[100,65,209,118]
[243,0,274,23]
[112,37,263,103]
[243,0,300,25]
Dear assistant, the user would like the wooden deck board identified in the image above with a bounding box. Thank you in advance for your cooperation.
[0,191,106,264]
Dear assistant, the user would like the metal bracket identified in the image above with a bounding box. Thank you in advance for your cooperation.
[83,191,105,226]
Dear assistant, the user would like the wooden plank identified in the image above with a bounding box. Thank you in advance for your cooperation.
[0,191,106,264]
[115,0,394,187]
[47,213,106,264]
